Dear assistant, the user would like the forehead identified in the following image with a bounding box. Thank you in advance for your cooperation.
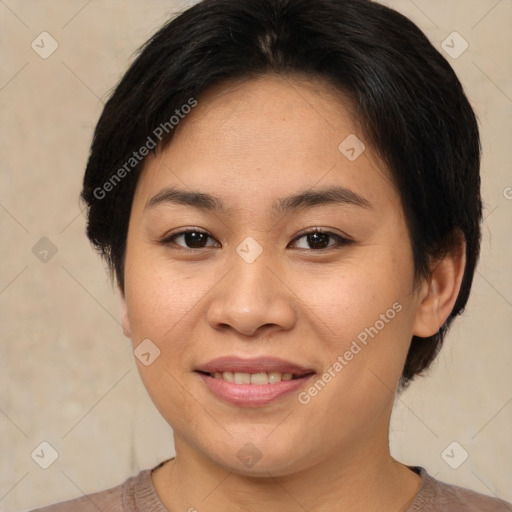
[173,73,358,150]
[133,73,396,216]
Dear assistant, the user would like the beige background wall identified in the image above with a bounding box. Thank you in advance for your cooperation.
[0,0,511,510]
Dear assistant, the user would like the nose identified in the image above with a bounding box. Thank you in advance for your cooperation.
[206,250,297,338]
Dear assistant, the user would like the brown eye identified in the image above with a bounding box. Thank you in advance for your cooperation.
[290,230,351,250]
[161,230,220,249]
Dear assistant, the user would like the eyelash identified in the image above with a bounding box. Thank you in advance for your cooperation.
[159,228,352,252]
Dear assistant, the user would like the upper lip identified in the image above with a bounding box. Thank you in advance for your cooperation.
[195,356,316,376]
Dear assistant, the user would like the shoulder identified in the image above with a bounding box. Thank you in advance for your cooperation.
[409,467,512,512]
[24,467,160,512]
[24,480,124,512]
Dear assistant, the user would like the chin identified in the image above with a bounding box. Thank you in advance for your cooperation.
[202,435,316,478]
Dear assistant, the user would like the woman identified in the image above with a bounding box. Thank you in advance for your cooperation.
[30,0,512,510]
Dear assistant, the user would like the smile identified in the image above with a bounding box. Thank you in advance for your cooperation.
[203,371,302,384]
[195,373,315,408]
[194,356,316,406]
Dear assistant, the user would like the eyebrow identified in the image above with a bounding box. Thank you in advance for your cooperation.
[145,185,372,214]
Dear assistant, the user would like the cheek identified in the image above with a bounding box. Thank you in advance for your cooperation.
[298,257,413,345]
[124,247,197,337]
[295,257,416,408]
[123,260,201,421]
[123,253,188,372]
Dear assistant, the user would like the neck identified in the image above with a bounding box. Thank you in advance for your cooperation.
[152,430,421,511]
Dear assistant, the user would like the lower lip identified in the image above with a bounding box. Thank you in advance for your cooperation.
[196,372,315,407]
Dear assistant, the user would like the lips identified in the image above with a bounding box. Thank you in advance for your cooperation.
[195,356,316,407]
[195,356,316,377]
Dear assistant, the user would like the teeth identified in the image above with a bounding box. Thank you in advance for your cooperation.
[210,371,296,384]
[234,372,251,384]
[250,372,268,385]
[268,371,281,383]
[222,371,234,382]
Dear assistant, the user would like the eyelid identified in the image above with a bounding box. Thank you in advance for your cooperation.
[288,227,353,250]
[291,227,352,243]
[159,227,219,249]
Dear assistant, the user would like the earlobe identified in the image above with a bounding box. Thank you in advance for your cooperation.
[120,295,132,338]
[413,237,466,338]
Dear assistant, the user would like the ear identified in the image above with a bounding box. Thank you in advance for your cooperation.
[120,292,132,338]
[413,235,466,338]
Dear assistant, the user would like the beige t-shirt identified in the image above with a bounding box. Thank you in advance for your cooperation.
[27,460,512,511]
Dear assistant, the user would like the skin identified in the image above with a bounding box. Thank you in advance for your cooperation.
[121,74,465,511]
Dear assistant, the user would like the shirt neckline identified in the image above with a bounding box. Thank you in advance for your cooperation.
[128,459,429,511]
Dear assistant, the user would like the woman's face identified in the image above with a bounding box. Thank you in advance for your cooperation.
[122,74,427,475]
